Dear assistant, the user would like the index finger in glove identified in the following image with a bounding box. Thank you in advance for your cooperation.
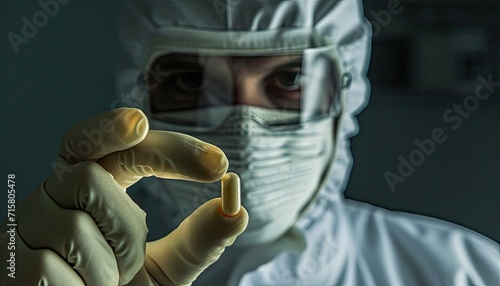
[59,108,148,165]
[97,130,229,189]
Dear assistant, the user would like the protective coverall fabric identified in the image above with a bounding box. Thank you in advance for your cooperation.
[118,0,500,285]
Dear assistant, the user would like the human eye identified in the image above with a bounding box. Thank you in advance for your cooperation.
[150,69,204,111]
[159,70,204,99]
[168,71,204,95]
[269,71,301,91]
[264,69,302,110]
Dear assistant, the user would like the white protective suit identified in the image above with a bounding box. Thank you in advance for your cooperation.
[117,0,500,285]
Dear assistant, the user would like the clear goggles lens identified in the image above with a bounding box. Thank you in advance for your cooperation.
[141,49,347,127]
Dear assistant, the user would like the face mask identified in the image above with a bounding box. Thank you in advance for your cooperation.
[150,105,334,246]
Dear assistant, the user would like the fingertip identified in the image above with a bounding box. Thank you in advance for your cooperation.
[135,111,149,139]
[217,155,229,178]
[113,108,149,146]
[216,203,249,237]
[200,146,229,181]
[59,108,150,164]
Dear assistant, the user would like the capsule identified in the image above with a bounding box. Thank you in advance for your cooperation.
[221,172,241,216]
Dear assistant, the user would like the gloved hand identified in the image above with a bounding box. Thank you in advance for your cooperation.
[0,108,248,286]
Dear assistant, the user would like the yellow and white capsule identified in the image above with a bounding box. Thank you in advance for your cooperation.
[221,172,241,216]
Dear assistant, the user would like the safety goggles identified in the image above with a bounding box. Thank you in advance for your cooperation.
[139,47,350,128]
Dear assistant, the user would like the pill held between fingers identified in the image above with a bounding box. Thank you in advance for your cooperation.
[221,172,241,217]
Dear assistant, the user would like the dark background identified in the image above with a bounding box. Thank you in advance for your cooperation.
[1,0,499,243]
[345,0,500,244]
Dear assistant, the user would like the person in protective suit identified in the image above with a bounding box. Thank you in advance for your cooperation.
[1,0,499,285]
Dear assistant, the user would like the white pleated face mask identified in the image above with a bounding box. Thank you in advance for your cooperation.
[150,105,335,246]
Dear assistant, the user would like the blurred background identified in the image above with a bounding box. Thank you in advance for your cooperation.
[345,0,500,243]
[0,0,499,242]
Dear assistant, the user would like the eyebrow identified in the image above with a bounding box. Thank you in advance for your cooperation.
[241,60,302,77]
[156,61,203,71]
[234,56,303,73]
[273,60,302,70]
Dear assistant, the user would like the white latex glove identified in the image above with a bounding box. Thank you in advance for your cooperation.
[0,108,248,286]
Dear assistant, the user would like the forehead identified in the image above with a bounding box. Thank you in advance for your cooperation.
[154,54,303,71]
